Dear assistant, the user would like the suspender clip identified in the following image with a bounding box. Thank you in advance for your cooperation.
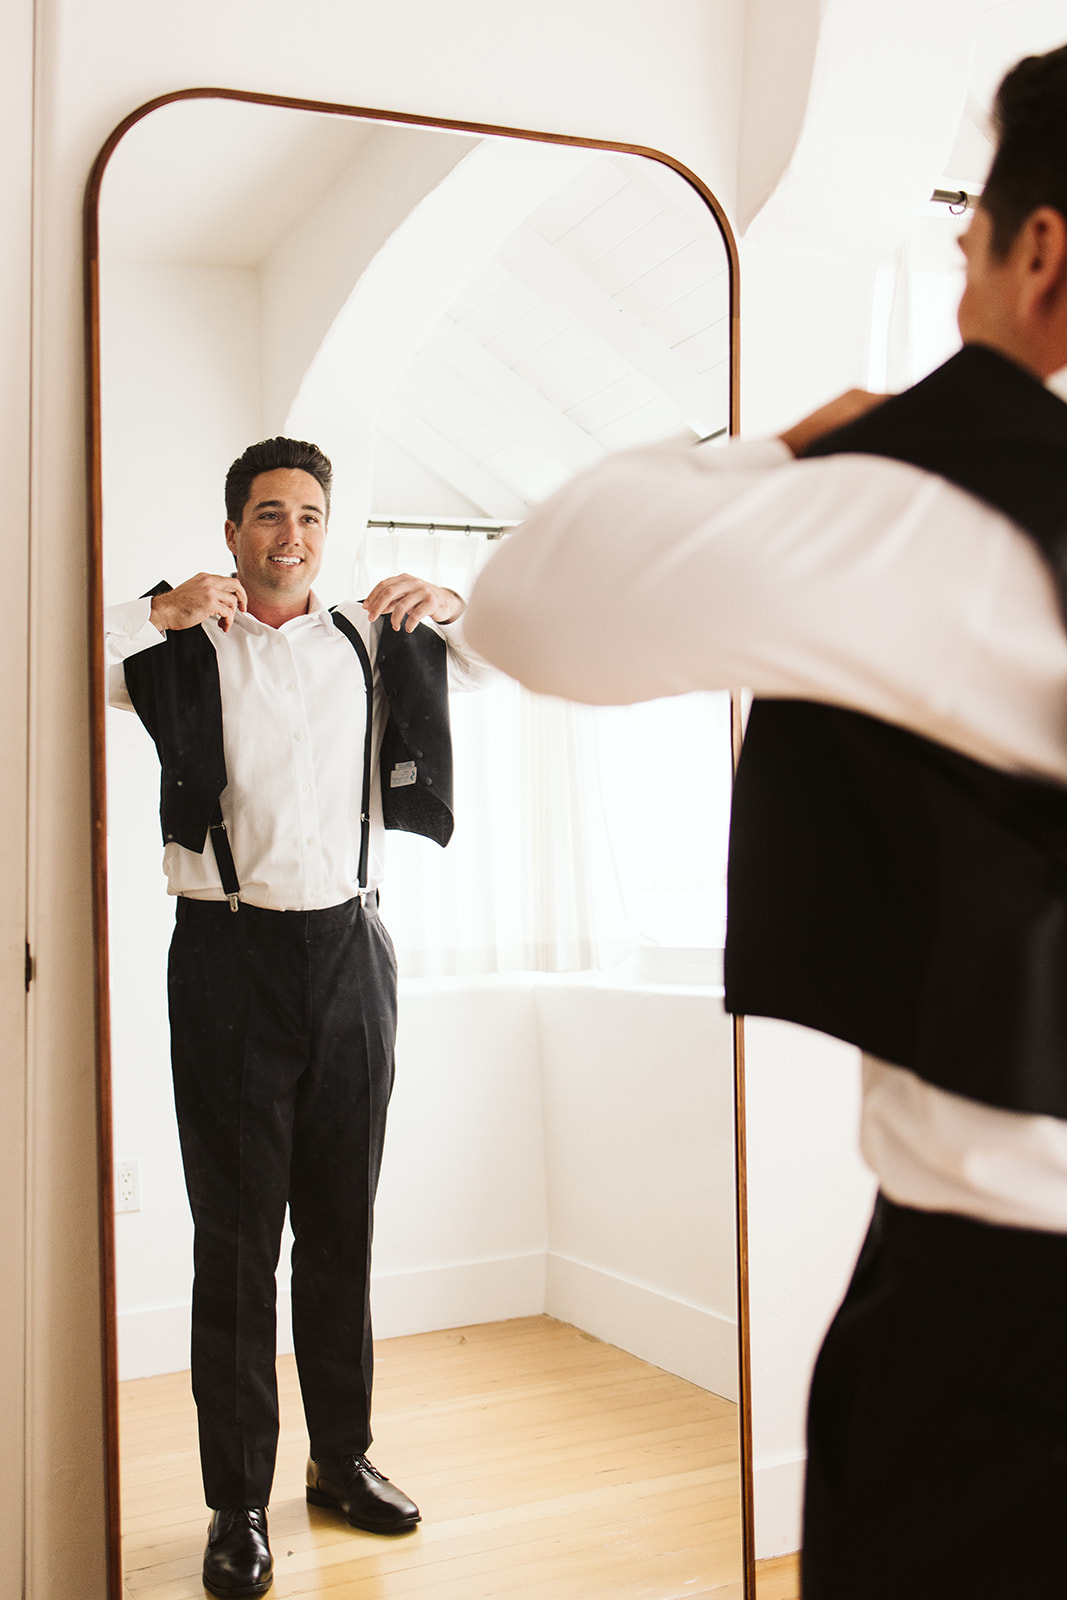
[209,807,242,910]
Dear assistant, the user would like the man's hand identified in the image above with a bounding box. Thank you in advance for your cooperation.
[149,574,248,634]
[779,389,891,458]
[363,573,465,631]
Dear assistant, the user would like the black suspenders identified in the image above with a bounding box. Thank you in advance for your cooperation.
[329,608,375,894]
[208,609,375,909]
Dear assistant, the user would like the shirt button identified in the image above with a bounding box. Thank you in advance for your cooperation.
[294,731,303,741]
[306,836,314,846]
[286,682,295,691]
[301,784,310,795]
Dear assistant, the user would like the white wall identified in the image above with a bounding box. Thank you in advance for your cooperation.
[101,260,262,595]
[261,121,479,431]
[13,6,747,1593]
[539,981,738,1396]
[744,1019,876,1557]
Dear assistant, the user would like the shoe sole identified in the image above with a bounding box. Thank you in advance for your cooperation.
[306,1485,420,1534]
[202,1576,273,1599]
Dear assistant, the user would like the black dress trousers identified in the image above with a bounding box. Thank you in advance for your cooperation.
[802,1194,1067,1599]
[168,893,397,1509]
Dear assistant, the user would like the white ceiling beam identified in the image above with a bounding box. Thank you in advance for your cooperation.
[378,401,530,520]
[498,224,720,435]
[428,317,607,476]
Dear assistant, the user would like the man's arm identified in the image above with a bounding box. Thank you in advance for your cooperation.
[362,572,492,691]
[106,573,249,710]
[777,388,888,456]
[463,405,1067,780]
[362,572,463,630]
[147,573,248,635]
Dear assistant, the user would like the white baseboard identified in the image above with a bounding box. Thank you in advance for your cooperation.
[118,1252,735,1398]
[753,1452,805,1559]
[370,1252,547,1338]
[117,1255,547,1380]
[544,1252,738,1400]
[118,1303,191,1381]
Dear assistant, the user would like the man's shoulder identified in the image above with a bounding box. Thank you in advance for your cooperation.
[325,601,377,658]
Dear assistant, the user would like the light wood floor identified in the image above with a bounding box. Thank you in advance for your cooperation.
[755,1554,800,1599]
[119,1315,751,1599]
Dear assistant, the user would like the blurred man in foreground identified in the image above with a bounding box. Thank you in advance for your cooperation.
[466,44,1067,1599]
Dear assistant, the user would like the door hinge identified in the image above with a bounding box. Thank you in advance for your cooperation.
[24,941,33,992]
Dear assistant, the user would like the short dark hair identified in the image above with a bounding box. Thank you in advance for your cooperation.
[983,42,1067,257]
[224,437,333,524]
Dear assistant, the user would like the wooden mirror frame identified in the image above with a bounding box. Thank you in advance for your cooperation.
[83,87,747,1600]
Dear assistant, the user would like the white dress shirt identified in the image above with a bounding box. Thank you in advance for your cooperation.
[465,431,1067,1233]
[107,592,482,912]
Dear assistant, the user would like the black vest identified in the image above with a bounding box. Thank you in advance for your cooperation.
[123,586,455,858]
[724,346,1067,1117]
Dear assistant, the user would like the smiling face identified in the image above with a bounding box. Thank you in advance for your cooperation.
[224,467,327,622]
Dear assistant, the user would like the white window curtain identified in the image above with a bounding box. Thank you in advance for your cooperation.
[357,529,732,981]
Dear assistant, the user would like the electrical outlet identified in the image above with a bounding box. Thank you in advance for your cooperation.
[116,1160,141,1214]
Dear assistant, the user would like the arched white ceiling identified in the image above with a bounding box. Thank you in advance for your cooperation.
[286,138,732,598]
[743,0,978,258]
[740,0,1067,257]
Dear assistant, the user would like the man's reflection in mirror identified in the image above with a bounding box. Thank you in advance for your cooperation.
[105,437,486,1599]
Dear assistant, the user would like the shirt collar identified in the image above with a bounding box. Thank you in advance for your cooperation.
[231,590,333,636]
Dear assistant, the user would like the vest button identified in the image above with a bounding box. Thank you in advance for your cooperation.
[424,776,433,786]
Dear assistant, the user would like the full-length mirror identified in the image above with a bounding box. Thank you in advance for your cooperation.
[88,91,744,1600]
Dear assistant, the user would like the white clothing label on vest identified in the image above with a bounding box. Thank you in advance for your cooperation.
[390,761,417,788]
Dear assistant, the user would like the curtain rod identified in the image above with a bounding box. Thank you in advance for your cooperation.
[930,187,980,213]
[367,516,520,540]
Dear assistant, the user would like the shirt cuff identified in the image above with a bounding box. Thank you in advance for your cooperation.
[105,596,167,655]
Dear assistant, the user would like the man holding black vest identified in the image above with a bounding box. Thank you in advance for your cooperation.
[465,43,1067,1598]
[107,436,482,1598]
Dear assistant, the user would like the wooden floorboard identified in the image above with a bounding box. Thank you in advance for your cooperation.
[755,1553,800,1599]
[119,1315,744,1599]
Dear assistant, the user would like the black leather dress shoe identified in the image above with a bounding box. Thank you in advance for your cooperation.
[306,1454,421,1533]
[202,1507,274,1598]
